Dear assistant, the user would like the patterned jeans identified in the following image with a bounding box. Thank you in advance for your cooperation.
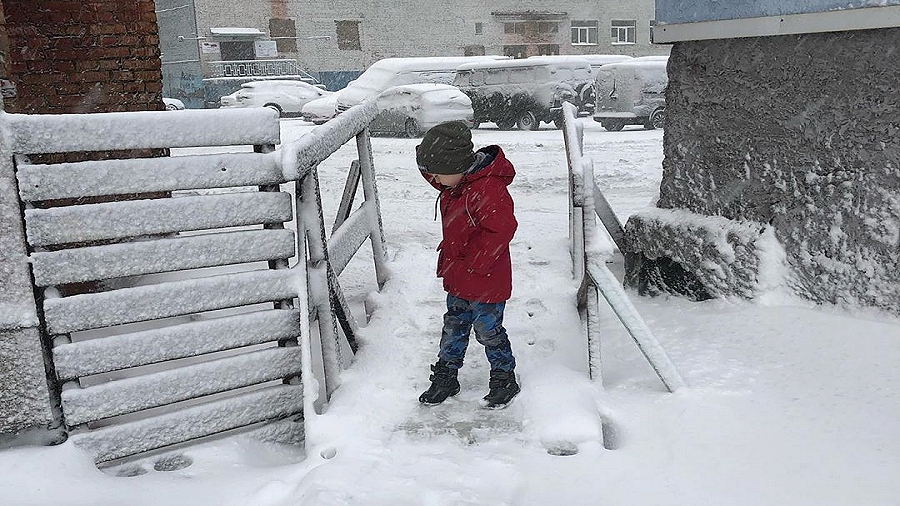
[438,294,516,372]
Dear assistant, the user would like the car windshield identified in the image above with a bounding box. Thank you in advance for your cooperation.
[351,67,401,90]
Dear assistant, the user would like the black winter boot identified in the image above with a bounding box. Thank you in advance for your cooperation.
[418,360,460,405]
[482,369,520,408]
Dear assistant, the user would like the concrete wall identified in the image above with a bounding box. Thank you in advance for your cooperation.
[185,0,668,78]
[634,29,900,314]
[157,0,204,108]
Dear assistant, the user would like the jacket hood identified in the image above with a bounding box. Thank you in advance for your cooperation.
[464,145,515,186]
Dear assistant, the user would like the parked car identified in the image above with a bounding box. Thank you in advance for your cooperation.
[219,80,332,117]
[370,83,474,137]
[334,56,508,114]
[301,94,339,124]
[452,57,592,130]
[572,55,633,114]
[592,56,668,131]
[163,97,185,110]
[203,75,321,109]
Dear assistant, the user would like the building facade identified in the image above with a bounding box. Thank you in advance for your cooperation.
[158,0,668,102]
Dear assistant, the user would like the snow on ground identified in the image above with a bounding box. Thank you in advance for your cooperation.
[1,119,898,506]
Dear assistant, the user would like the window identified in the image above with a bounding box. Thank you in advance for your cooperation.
[537,44,559,55]
[503,45,526,59]
[611,20,636,44]
[219,41,255,60]
[335,20,361,50]
[269,18,297,52]
[571,20,598,45]
[504,22,526,35]
[475,22,483,35]
[538,22,559,34]
[464,44,485,56]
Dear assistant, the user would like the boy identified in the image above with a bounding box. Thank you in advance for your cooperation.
[415,121,520,408]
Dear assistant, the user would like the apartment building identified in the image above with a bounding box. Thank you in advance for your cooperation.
[157,0,668,106]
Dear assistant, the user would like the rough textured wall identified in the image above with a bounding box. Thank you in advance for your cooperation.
[3,0,164,113]
[660,30,900,313]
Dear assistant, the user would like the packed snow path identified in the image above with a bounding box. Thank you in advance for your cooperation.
[266,120,673,500]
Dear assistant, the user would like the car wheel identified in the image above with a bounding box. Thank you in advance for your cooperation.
[648,108,665,130]
[264,103,283,117]
[496,118,516,130]
[603,120,625,132]
[516,111,539,131]
[404,118,421,138]
[165,103,178,111]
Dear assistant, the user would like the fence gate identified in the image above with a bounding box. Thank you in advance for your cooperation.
[8,108,309,465]
[559,102,684,393]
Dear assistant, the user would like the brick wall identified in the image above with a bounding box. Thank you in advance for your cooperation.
[2,0,164,114]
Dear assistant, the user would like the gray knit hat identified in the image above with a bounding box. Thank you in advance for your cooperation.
[416,121,475,175]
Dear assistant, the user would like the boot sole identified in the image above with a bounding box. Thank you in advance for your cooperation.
[480,387,520,410]
[418,386,461,405]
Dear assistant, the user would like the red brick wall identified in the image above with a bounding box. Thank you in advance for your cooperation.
[2,0,164,114]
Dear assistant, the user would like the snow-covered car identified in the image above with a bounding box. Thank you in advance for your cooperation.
[452,57,592,130]
[592,56,668,131]
[301,94,338,125]
[219,80,332,117]
[334,56,508,114]
[163,97,185,110]
[370,83,474,138]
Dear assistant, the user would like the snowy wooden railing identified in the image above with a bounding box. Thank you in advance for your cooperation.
[5,103,387,464]
[560,102,684,392]
[281,100,388,409]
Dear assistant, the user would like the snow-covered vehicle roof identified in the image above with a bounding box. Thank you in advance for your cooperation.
[455,57,590,72]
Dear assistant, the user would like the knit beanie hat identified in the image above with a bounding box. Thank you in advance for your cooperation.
[416,121,475,175]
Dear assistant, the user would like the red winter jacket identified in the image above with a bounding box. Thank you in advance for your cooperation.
[422,145,517,303]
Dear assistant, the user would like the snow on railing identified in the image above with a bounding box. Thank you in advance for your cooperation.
[0,101,389,465]
[560,102,684,393]
[282,98,388,413]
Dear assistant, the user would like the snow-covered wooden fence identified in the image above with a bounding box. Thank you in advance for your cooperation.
[560,102,684,393]
[4,103,386,465]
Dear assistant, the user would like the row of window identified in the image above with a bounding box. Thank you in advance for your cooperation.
[267,19,636,54]
[498,20,637,45]
[570,20,636,45]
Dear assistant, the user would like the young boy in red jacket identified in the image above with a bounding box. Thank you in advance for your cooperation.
[415,121,520,408]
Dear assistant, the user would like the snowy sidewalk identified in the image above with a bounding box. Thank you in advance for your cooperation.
[2,121,898,506]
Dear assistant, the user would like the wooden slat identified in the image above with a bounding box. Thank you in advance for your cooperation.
[7,108,280,154]
[44,269,299,334]
[54,309,300,380]
[17,151,285,202]
[24,192,293,247]
[62,346,302,425]
[31,229,296,286]
[328,202,374,277]
[71,384,302,463]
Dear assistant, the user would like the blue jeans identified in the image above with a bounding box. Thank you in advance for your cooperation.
[438,294,516,372]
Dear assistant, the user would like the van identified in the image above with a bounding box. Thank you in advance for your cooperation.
[573,54,633,114]
[592,57,668,131]
[452,56,592,130]
[334,56,507,113]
